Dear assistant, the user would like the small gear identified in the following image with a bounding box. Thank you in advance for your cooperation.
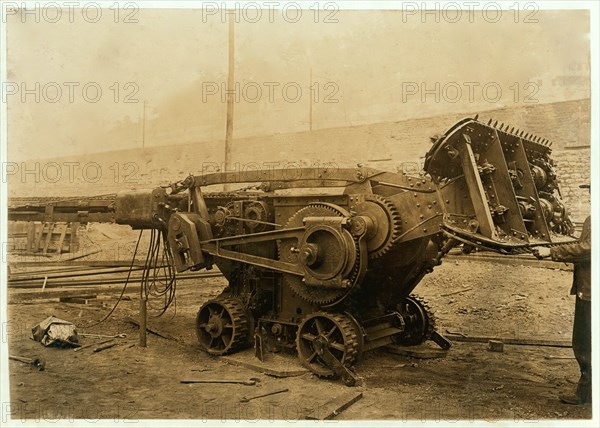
[243,201,270,232]
[393,294,436,346]
[352,194,402,259]
[296,312,362,377]
[213,206,231,227]
[278,203,363,305]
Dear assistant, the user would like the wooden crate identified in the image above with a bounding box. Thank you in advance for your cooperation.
[9,221,80,254]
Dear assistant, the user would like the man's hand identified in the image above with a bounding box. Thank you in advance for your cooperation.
[533,247,552,259]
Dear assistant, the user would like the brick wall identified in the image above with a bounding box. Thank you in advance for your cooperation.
[553,147,591,222]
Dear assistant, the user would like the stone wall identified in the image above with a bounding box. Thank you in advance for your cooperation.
[8,99,590,223]
[553,147,591,222]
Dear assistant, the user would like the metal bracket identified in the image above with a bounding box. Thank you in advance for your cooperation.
[313,338,358,387]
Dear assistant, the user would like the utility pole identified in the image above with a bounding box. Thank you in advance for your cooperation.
[309,68,313,132]
[142,100,146,149]
[224,11,235,190]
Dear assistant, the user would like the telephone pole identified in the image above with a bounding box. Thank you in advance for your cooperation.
[224,11,235,190]
[309,68,313,132]
[142,100,146,149]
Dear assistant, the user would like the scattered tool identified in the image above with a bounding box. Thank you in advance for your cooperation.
[445,329,468,337]
[93,341,118,353]
[440,287,472,297]
[124,317,175,340]
[304,391,363,420]
[74,339,113,353]
[180,378,259,386]
[240,388,289,403]
[9,355,46,371]
[80,333,126,339]
[59,295,97,305]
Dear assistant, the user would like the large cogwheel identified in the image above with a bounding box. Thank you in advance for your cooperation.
[351,194,402,259]
[278,203,362,305]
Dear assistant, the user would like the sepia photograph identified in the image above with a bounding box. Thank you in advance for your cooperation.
[0,1,597,425]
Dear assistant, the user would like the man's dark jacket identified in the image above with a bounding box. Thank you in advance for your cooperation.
[551,216,591,301]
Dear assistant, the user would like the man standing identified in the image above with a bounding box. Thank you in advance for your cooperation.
[535,184,591,405]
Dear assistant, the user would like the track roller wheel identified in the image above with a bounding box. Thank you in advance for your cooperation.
[196,297,249,355]
[296,312,361,382]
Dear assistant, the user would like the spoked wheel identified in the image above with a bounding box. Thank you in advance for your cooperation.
[196,297,249,355]
[296,312,361,378]
[393,295,435,346]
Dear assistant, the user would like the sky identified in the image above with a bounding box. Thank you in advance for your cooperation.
[5,6,591,160]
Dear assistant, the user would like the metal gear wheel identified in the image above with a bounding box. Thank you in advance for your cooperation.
[393,294,436,346]
[352,194,402,259]
[296,312,361,377]
[196,297,249,355]
[278,203,363,305]
[243,201,270,232]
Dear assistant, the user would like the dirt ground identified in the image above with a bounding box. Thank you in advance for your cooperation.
[5,225,592,422]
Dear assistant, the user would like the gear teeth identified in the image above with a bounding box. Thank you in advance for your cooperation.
[356,194,402,259]
[296,312,361,378]
[410,294,437,339]
[278,203,359,305]
[196,297,249,355]
[394,294,436,346]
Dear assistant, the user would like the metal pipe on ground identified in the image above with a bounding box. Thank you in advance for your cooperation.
[9,261,149,268]
[9,265,111,277]
[8,265,170,282]
[8,272,224,289]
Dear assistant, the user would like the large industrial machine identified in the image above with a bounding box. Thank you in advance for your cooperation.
[8,117,575,385]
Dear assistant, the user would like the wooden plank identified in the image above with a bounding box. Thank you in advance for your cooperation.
[56,223,68,255]
[444,333,571,348]
[59,296,97,304]
[26,223,36,251]
[42,223,55,255]
[305,391,363,420]
[61,248,102,261]
[34,223,45,251]
[70,222,80,253]
[385,344,449,359]
[17,291,98,301]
